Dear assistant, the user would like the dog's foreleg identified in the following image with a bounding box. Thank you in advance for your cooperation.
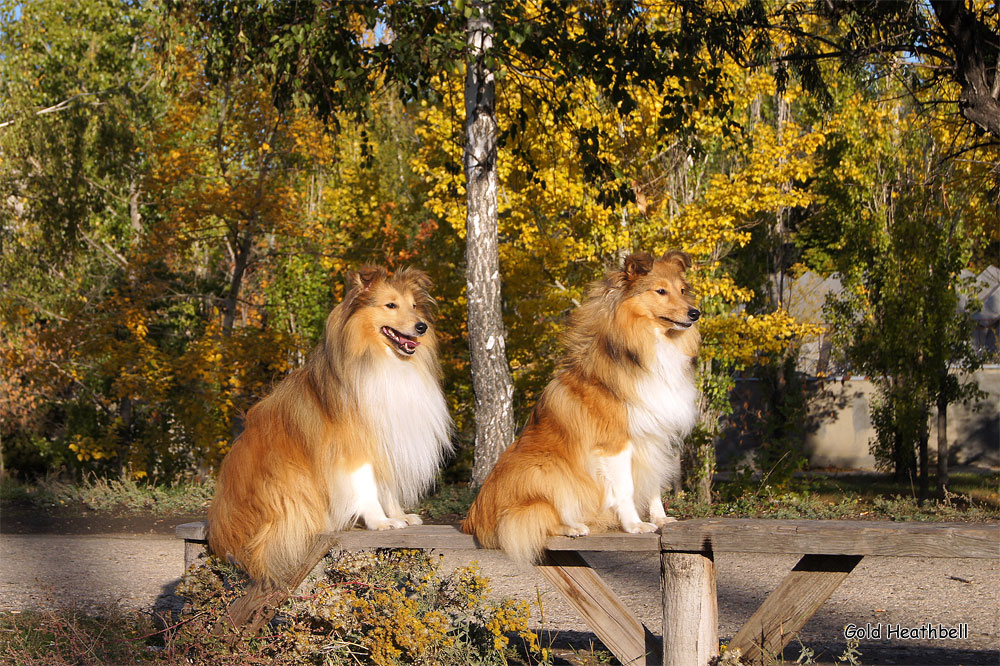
[349,463,407,530]
[379,489,423,526]
[601,445,657,534]
[647,492,677,528]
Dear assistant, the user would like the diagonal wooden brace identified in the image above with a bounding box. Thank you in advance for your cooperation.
[535,549,662,666]
[728,553,863,663]
[212,534,340,640]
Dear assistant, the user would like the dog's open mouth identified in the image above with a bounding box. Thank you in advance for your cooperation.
[381,326,420,355]
[659,317,693,329]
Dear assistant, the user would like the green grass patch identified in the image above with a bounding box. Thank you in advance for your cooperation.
[798,471,1000,509]
[417,472,1000,525]
[3,469,996,523]
[0,474,214,516]
[418,482,478,521]
[0,606,159,665]
[666,491,1000,522]
[666,471,1000,522]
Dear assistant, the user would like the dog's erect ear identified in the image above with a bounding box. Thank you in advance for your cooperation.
[398,267,437,314]
[399,267,433,292]
[348,265,386,292]
[623,252,654,281]
[661,250,693,272]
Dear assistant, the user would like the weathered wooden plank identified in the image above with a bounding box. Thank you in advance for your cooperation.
[175,521,660,552]
[659,519,999,558]
[212,579,284,639]
[338,524,658,552]
[661,551,718,666]
[329,524,476,549]
[544,532,661,552]
[181,519,998,558]
[176,521,208,541]
[212,533,339,638]
[535,550,661,666]
[728,554,863,663]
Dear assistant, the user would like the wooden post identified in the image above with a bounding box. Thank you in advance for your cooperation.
[661,551,717,666]
[535,550,661,666]
[212,534,339,639]
[728,554,862,663]
[183,539,206,571]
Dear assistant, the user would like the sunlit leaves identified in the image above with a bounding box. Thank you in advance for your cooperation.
[410,13,826,412]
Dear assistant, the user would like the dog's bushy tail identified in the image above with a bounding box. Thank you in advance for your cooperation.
[496,501,561,564]
[464,499,558,565]
[208,493,325,588]
[208,426,332,588]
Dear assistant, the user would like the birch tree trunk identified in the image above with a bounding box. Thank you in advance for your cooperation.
[464,2,515,485]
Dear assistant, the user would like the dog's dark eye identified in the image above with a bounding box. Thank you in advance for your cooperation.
[386,302,397,309]
[656,288,667,296]
[680,287,686,295]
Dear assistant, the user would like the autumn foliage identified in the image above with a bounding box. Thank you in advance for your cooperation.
[1,0,995,486]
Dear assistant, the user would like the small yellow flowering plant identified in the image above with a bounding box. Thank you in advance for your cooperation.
[174,549,550,666]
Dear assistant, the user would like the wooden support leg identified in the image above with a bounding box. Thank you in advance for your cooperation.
[183,539,207,571]
[212,535,339,639]
[728,554,863,664]
[535,550,661,666]
[661,550,718,666]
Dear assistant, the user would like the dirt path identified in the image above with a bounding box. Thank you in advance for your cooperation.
[1,531,997,665]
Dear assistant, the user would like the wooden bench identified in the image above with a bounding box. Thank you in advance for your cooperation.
[176,519,998,665]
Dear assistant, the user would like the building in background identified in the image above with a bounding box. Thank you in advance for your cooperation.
[718,267,999,471]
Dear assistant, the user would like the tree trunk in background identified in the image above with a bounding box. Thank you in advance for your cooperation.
[128,176,142,238]
[936,391,949,497]
[929,0,1000,139]
[918,419,929,503]
[222,231,252,336]
[769,92,790,310]
[464,3,515,485]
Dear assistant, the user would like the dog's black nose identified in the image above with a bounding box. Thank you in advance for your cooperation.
[415,321,428,335]
[688,308,701,321]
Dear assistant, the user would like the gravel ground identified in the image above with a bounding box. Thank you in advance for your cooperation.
[1,531,997,665]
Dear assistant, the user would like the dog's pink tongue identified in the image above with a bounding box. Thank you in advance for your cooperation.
[403,339,419,351]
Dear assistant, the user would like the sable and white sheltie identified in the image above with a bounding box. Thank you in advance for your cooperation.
[463,251,700,563]
[208,266,453,586]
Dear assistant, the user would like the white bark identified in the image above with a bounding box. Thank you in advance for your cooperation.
[464,2,515,485]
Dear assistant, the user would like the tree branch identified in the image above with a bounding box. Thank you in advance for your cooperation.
[0,88,120,129]
[929,0,1000,139]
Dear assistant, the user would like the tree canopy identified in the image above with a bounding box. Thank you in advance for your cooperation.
[2,0,995,490]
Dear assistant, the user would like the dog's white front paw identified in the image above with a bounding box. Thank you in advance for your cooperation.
[653,516,678,528]
[557,523,591,537]
[622,521,658,534]
[366,517,408,530]
[403,513,423,526]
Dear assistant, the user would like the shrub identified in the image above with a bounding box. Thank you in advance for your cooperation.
[170,549,549,666]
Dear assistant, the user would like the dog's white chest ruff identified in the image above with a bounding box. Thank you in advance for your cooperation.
[626,335,699,446]
[357,359,452,506]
